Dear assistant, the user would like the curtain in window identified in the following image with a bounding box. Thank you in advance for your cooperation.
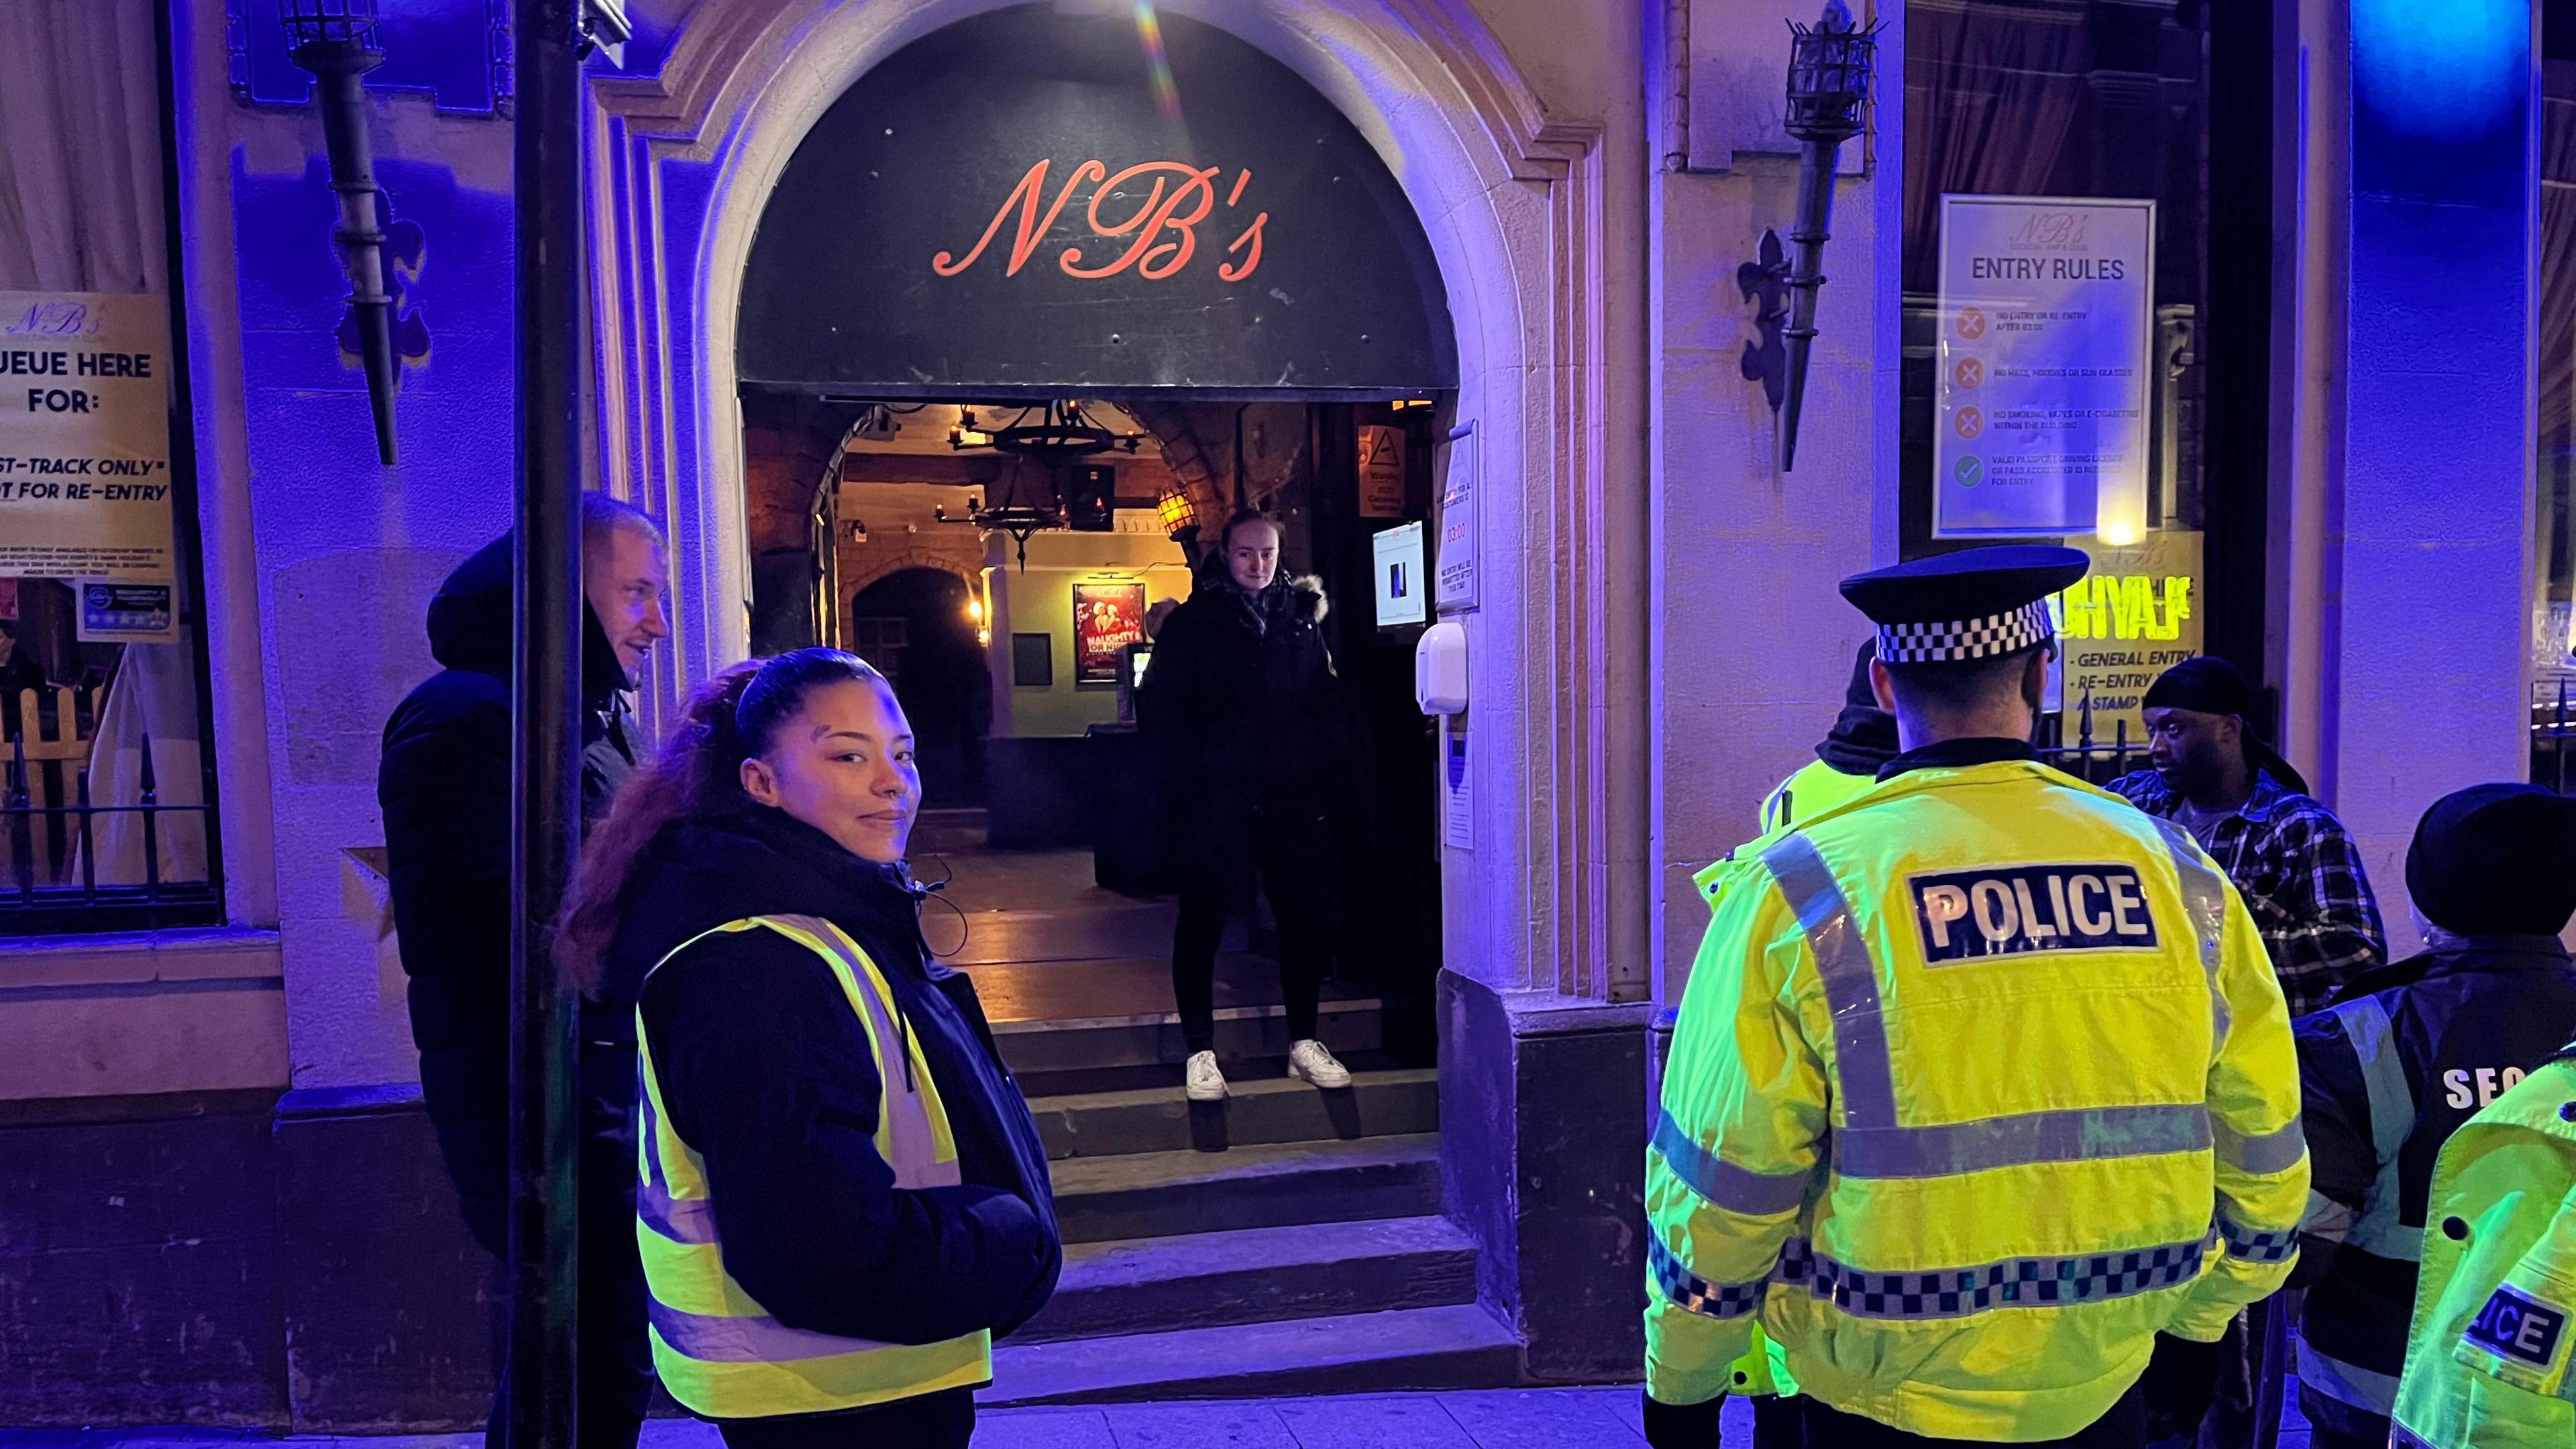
[0,0,165,293]
[1902,3,2094,295]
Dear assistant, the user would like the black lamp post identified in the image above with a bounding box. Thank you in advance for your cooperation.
[281,0,399,466]
[1776,0,1879,473]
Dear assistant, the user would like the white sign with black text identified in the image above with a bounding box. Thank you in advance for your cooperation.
[1933,197,2155,539]
[0,291,177,582]
[1435,421,1478,613]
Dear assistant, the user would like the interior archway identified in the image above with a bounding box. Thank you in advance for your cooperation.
[847,566,987,808]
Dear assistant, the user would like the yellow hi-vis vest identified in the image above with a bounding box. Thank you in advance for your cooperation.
[1647,757,2310,1442]
[634,914,993,1419]
[1758,758,1881,837]
[2392,1055,2576,1448]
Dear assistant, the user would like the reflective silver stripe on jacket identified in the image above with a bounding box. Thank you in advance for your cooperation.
[2298,1339,2402,1414]
[635,1085,718,1244]
[2333,994,2424,1263]
[1835,1103,2212,1179]
[780,915,960,1191]
[1761,835,1898,1130]
[1652,1109,1811,1216]
[2216,1118,2310,1175]
[2149,816,2231,1047]
[647,1297,908,1364]
[1758,832,2222,1180]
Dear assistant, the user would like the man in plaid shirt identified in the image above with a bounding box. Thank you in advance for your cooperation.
[2109,657,2387,1016]
[2110,656,2386,1448]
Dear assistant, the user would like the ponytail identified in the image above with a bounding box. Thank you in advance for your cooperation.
[555,662,760,998]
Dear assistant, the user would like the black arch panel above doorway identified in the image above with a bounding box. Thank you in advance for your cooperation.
[737,4,1458,400]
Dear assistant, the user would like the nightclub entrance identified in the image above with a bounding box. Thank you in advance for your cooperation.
[721,5,1481,1397]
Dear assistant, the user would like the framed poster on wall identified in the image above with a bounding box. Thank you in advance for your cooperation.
[1072,582,1147,685]
[1933,196,2155,539]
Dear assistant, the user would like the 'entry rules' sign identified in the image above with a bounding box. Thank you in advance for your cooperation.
[1933,196,2155,539]
[0,291,175,582]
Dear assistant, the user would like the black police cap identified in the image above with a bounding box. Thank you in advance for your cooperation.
[1838,545,2090,665]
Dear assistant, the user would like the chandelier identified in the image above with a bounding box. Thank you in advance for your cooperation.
[948,400,1144,468]
[938,401,1147,566]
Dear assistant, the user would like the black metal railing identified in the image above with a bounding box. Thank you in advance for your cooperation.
[2036,686,2151,788]
[2,703,219,936]
[2537,680,2576,796]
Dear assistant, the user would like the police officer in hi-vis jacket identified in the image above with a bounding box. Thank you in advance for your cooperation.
[1643,546,2310,1448]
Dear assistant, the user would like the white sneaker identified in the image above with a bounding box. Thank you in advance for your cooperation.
[1185,1050,1229,1102]
[1287,1038,1352,1089]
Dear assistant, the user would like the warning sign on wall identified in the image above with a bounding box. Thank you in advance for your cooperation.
[1358,424,1407,518]
[0,292,176,582]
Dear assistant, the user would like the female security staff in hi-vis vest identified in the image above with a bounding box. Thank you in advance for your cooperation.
[556,649,1061,1448]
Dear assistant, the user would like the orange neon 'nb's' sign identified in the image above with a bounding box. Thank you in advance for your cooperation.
[931,160,1270,283]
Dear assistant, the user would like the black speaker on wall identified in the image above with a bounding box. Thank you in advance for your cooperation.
[1065,464,1117,532]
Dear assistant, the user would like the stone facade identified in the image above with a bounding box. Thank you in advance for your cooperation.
[0,0,2550,1429]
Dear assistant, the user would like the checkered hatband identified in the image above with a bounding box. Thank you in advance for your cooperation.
[1876,599,2057,665]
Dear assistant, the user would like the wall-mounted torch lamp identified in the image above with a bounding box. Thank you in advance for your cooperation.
[282,0,398,466]
[1776,0,1879,473]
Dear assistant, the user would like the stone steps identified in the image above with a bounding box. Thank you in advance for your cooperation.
[1050,1133,1444,1245]
[1024,1068,1439,1160]
[990,997,1383,1075]
[1013,1214,1479,1344]
[984,1303,1522,1407]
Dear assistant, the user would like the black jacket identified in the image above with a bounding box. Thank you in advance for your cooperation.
[621,807,1061,1349]
[1137,572,1336,811]
[2292,935,2576,1399]
[377,533,640,1249]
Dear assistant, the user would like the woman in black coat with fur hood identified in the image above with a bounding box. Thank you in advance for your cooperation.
[1136,511,1348,1105]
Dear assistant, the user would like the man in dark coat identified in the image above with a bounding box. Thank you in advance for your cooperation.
[377,494,670,1449]
[1137,511,1348,1104]
[2289,783,2576,1449]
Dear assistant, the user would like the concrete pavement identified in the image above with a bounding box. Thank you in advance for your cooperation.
[1,1389,1686,1449]
[0,1385,2329,1448]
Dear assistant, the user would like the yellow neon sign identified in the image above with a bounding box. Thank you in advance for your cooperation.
[2055,574,2194,643]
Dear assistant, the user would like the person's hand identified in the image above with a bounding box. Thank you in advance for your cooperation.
[2139,1332,2229,1440]
[1642,1392,1724,1449]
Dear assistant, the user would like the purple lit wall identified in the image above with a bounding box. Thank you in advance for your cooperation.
[2333,0,2535,943]
[221,9,519,1085]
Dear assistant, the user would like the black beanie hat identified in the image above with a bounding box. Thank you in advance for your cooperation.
[2141,655,2252,716]
[2406,783,2576,937]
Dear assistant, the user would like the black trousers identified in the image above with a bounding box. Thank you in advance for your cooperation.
[1798,1380,2146,1448]
[1172,804,1328,1055]
[472,1042,658,1449]
[714,1388,975,1449]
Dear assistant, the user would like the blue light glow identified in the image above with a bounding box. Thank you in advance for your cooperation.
[2351,0,2528,142]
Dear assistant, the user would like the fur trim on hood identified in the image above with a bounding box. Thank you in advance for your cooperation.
[1288,574,1328,625]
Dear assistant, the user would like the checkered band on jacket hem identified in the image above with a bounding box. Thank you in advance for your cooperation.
[1648,1236,1768,1320]
[2218,1218,2300,1264]
[1875,600,2057,665]
[1769,1234,2206,1320]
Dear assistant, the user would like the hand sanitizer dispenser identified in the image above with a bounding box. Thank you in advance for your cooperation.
[1415,619,1468,716]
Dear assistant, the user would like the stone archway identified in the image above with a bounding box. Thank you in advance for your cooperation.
[840,537,981,607]
[582,0,1645,1382]
[587,0,1623,990]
